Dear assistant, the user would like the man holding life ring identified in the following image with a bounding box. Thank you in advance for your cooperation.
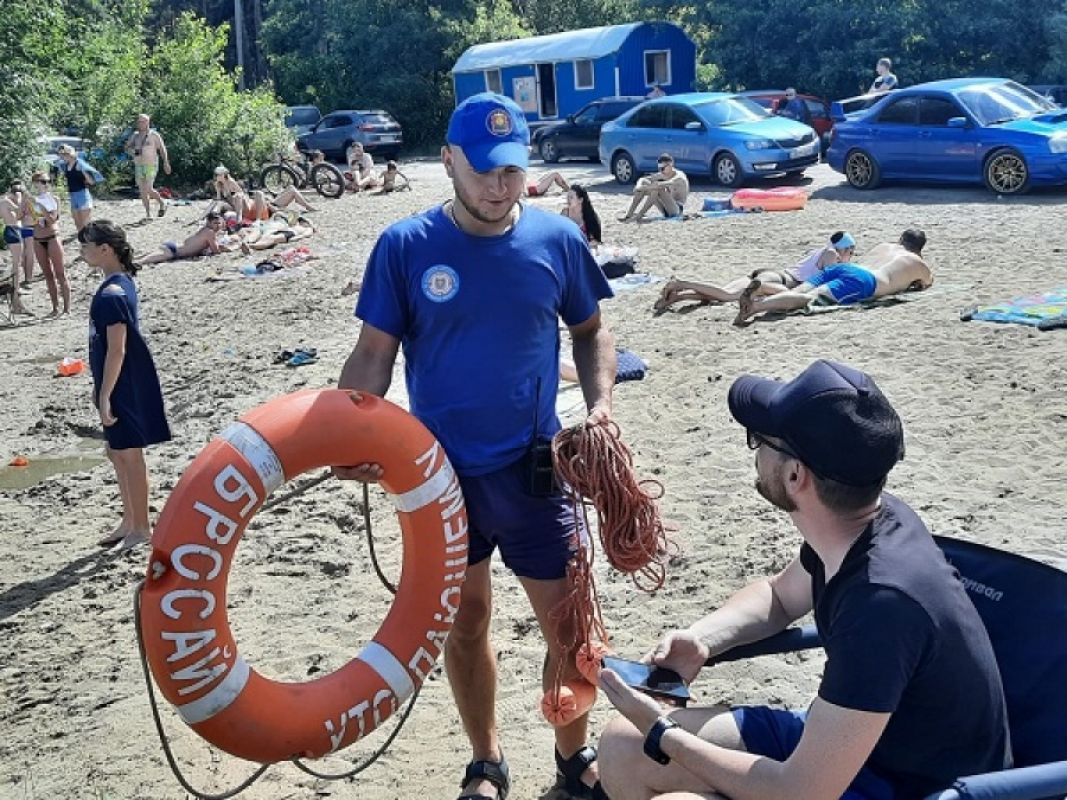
[335,93,618,800]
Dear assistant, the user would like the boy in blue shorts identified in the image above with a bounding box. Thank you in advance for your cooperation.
[734,229,931,325]
[334,93,618,800]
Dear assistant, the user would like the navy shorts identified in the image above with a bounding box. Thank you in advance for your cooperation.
[3,225,21,245]
[732,707,897,800]
[458,456,582,580]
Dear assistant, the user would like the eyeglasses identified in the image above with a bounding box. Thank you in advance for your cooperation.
[746,430,800,460]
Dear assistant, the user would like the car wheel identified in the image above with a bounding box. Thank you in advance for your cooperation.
[309,163,345,199]
[611,151,637,185]
[984,149,1029,195]
[714,152,743,188]
[844,149,881,189]
[539,138,560,163]
[260,164,300,193]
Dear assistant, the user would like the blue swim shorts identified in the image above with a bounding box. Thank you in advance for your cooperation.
[458,455,583,580]
[69,189,93,211]
[3,225,20,246]
[812,263,877,305]
[732,707,897,800]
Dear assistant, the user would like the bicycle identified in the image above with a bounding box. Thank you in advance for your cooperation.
[259,149,345,200]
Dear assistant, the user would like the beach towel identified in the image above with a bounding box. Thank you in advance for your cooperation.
[608,273,663,292]
[960,289,1067,331]
[804,295,913,314]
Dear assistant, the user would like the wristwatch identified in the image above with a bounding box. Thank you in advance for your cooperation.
[643,716,679,765]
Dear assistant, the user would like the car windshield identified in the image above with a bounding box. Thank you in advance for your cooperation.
[285,108,319,125]
[694,97,768,126]
[957,81,1057,125]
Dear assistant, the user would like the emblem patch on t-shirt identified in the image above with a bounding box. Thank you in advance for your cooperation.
[487,109,512,137]
[421,265,460,303]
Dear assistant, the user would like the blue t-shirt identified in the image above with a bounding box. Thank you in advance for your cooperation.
[806,263,877,304]
[356,204,612,476]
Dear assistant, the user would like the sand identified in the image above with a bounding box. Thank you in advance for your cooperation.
[2,160,1066,799]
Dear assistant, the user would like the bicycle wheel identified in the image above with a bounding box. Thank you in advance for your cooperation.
[260,163,300,194]
[309,163,345,199]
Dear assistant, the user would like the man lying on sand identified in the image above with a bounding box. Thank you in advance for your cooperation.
[136,212,239,265]
[654,231,856,312]
[735,229,932,325]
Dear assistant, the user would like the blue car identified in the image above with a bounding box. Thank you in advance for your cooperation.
[598,93,820,187]
[827,78,1067,194]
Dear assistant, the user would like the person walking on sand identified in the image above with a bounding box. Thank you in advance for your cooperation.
[22,172,69,317]
[334,92,618,800]
[595,360,1009,800]
[1,181,31,315]
[125,113,171,219]
[56,144,105,232]
[79,220,171,551]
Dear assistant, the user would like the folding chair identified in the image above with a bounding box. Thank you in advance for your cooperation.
[709,536,1067,800]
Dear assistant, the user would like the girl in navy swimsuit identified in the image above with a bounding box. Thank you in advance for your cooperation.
[79,220,171,551]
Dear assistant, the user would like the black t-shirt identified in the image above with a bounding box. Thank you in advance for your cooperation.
[800,493,1010,798]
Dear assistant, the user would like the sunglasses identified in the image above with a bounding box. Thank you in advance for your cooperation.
[746,430,801,460]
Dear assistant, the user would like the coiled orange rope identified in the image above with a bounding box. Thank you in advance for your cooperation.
[541,419,674,726]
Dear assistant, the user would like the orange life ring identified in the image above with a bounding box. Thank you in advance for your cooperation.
[139,389,468,762]
[730,187,808,212]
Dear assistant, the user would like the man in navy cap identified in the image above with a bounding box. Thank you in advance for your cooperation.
[596,361,1010,800]
[335,93,617,800]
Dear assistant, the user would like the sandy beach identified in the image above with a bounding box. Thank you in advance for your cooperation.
[2,159,1066,799]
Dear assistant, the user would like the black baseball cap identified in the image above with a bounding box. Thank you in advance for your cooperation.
[728,360,905,486]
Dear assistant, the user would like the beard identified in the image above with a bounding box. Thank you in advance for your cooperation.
[755,461,797,512]
[452,176,517,225]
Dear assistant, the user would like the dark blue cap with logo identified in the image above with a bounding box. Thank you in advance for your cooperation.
[446,92,530,173]
[728,360,905,486]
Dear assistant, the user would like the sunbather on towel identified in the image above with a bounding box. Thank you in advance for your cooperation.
[654,231,855,312]
[735,229,932,325]
[136,212,237,265]
[240,213,316,252]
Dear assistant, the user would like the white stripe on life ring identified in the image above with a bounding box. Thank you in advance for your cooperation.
[176,656,251,725]
[390,461,456,513]
[357,641,415,702]
[220,422,286,496]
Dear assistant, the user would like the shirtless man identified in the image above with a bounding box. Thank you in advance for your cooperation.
[735,229,931,324]
[618,153,689,222]
[126,114,172,219]
[1,182,30,314]
[654,231,856,312]
[136,212,231,265]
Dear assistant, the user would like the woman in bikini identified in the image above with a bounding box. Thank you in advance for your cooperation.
[561,184,602,245]
[212,165,250,219]
[22,172,69,316]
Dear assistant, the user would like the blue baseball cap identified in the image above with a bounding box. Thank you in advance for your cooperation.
[446,93,530,173]
[728,360,904,485]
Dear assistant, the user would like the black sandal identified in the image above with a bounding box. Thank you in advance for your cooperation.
[555,746,610,800]
[458,755,510,800]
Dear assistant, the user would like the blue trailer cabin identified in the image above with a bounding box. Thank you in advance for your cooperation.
[451,22,697,127]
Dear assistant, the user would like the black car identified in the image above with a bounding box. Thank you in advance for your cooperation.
[532,97,644,163]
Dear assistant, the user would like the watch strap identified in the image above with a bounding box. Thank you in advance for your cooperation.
[643,716,679,765]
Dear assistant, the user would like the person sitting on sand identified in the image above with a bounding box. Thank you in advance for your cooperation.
[136,212,237,265]
[735,229,932,325]
[375,161,410,193]
[242,187,317,222]
[346,143,378,192]
[654,231,856,312]
[561,184,602,245]
[526,170,569,197]
[595,360,1010,800]
[212,165,249,217]
[240,213,316,252]
[618,153,688,223]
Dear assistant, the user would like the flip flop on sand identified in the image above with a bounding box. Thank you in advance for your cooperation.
[110,531,149,554]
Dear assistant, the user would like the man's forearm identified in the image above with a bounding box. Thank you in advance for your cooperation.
[687,579,793,657]
[338,348,392,397]
[660,727,794,800]
[571,326,616,412]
